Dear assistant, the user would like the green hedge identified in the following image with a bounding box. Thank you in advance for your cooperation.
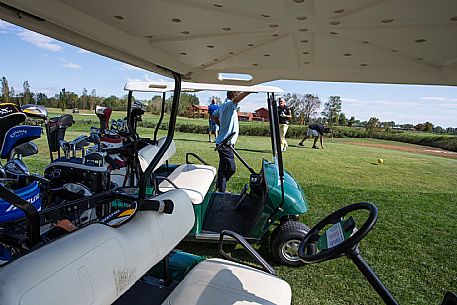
[73,118,457,152]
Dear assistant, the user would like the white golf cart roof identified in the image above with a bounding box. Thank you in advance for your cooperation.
[124,81,284,93]
[1,0,456,86]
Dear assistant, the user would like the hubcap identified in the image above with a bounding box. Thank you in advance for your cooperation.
[281,239,301,262]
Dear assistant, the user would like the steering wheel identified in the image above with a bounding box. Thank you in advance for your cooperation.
[214,132,236,151]
[298,202,378,264]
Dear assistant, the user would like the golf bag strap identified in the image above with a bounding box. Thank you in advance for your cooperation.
[136,198,174,214]
[0,184,40,246]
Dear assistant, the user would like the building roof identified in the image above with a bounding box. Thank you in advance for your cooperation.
[191,105,208,110]
[238,112,253,117]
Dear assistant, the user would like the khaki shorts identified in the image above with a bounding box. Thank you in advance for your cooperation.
[307,129,319,137]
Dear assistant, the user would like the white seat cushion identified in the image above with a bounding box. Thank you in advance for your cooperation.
[162,258,292,305]
[0,189,194,305]
[159,164,216,205]
[138,137,176,173]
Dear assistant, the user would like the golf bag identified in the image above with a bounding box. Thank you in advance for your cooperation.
[0,103,43,223]
[44,113,112,199]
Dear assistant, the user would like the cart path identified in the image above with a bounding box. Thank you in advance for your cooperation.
[345,142,457,159]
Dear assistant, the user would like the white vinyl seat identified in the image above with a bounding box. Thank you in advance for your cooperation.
[159,163,217,205]
[0,189,194,305]
[138,137,176,173]
[161,258,292,305]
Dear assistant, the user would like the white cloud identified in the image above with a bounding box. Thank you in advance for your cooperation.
[62,62,82,70]
[0,19,21,34]
[145,73,170,83]
[420,96,457,102]
[126,78,144,82]
[77,48,91,54]
[341,97,361,102]
[120,63,144,71]
[17,30,62,51]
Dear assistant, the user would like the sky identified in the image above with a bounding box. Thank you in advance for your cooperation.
[1,20,456,128]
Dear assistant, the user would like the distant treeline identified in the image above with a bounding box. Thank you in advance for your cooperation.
[1,76,455,135]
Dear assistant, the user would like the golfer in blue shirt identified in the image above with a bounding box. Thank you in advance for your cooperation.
[212,91,251,192]
[208,98,219,142]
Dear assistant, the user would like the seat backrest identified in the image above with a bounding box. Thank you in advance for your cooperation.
[138,137,176,173]
[0,189,195,305]
[0,125,42,159]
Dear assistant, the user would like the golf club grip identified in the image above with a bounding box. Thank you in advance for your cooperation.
[137,199,174,214]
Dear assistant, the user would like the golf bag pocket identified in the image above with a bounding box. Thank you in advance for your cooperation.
[44,162,111,194]
[0,181,41,223]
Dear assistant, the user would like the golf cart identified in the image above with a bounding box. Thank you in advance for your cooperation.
[124,81,310,266]
[0,73,294,305]
[0,0,456,304]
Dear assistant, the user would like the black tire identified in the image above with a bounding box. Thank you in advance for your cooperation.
[270,220,310,266]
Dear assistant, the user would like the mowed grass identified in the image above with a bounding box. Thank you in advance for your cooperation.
[24,123,457,305]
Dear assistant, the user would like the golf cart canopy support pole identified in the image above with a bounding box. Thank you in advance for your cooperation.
[126,90,133,134]
[268,93,285,208]
[154,92,167,143]
[138,71,182,198]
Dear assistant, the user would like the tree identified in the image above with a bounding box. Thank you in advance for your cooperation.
[81,88,88,110]
[35,92,48,105]
[208,96,221,105]
[321,96,342,126]
[414,123,424,131]
[178,93,199,116]
[433,126,445,134]
[67,91,78,111]
[365,117,380,134]
[283,93,321,125]
[22,81,31,105]
[90,89,96,111]
[147,95,163,114]
[348,116,356,127]
[423,121,434,132]
[1,77,10,103]
[338,113,347,126]
[381,121,395,131]
[60,88,67,112]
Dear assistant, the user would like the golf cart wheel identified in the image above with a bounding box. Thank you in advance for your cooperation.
[270,221,309,266]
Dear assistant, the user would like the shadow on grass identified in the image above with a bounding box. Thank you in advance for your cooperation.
[174,138,215,144]
[236,148,271,154]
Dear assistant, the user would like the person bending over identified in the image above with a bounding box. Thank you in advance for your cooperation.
[212,91,251,192]
[299,124,326,149]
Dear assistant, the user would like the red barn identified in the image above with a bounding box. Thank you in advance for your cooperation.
[187,105,208,118]
[237,111,254,121]
[254,107,269,122]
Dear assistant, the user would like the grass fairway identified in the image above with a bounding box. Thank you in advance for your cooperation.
[24,125,457,305]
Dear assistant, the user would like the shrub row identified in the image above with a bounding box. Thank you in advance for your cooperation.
[74,118,457,152]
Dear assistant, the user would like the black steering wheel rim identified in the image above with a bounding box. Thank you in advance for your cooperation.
[214,132,237,151]
[298,202,378,264]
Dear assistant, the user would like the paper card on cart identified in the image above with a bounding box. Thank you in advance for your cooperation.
[326,222,345,248]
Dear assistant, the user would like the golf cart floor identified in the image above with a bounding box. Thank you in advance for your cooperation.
[202,192,262,236]
[113,277,178,305]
